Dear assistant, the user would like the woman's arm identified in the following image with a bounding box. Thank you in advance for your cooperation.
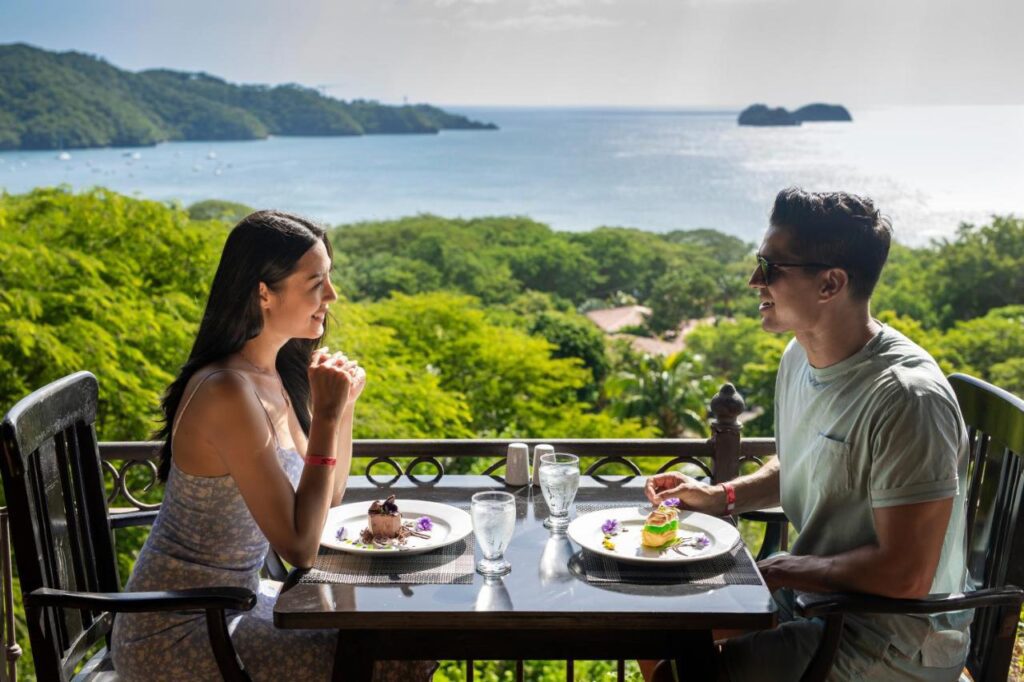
[203,353,349,568]
[328,357,364,506]
[331,403,354,507]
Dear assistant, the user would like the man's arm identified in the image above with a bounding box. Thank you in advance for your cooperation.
[645,456,781,515]
[757,496,953,598]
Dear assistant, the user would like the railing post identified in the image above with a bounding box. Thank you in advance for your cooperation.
[1,507,21,682]
[709,384,745,484]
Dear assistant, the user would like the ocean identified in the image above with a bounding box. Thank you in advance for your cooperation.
[2,105,1022,245]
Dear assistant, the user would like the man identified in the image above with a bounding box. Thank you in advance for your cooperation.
[646,188,971,681]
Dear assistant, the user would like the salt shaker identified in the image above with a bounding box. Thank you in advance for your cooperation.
[532,443,554,486]
[505,442,530,486]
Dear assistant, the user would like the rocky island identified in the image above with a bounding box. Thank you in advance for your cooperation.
[738,102,852,126]
[0,43,498,151]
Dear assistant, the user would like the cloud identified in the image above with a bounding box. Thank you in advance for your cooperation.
[432,0,501,5]
[432,0,614,6]
[467,12,616,30]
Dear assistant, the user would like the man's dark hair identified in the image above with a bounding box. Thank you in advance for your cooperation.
[770,187,892,300]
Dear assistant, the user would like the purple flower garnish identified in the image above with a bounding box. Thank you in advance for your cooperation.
[415,516,433,532]
[662,498,681,508]
[335,525,347,541]
[601,518,621,535]
[697,536,710,548]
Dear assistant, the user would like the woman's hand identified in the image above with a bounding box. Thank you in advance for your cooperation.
[308,348,352,421]
[644,471,722,514]
[323,351,366,406]
[342,360,366,405]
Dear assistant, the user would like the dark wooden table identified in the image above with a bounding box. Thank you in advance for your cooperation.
[274,475,777,681]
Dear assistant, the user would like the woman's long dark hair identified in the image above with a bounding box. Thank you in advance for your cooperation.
[156,210,333,481]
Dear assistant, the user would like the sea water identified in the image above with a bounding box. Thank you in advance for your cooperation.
[2,106,1021,244]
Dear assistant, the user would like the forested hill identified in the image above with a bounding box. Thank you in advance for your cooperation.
[0,43,498,151]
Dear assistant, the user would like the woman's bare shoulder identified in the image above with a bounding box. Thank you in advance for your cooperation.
[180,365,266,434]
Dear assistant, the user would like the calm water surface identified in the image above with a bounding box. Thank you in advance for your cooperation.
[2,106,1022,245]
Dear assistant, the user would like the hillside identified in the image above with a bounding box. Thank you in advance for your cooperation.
[0,43,497,150]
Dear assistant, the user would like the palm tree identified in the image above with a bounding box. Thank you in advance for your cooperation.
[605,351,716,437]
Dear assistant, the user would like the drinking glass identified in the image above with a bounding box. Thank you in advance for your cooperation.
[471,491,516,576]
[538,452,580,531]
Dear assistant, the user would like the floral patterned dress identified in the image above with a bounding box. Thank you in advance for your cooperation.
[111,370,435,681]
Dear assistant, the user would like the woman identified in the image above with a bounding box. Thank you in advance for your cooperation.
[111,211,436,681]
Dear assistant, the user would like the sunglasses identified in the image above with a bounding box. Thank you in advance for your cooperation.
[755,255,835,284]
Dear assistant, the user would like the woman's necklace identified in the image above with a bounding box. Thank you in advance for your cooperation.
[237,352,291,408]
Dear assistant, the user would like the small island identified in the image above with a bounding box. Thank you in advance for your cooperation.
[738,102,852,127]
[0,43,498,151]
[737,105,800,127]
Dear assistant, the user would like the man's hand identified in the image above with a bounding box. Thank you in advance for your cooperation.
[757,553,814,594]
[644,472,722,514]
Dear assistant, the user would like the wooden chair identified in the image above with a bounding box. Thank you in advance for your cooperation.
[0,372,255,681]
[797,373,1024,682]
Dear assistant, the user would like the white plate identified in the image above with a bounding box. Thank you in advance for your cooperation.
[567,507,740,565]
[321,499,472,556]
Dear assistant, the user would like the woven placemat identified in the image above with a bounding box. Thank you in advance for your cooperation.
[572,503,761,586]
[299,536,476,586]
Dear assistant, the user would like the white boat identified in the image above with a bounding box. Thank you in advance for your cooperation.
[56,152,71,161]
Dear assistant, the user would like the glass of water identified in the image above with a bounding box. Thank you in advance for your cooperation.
[471,491,516,576]
[538,452,580,531]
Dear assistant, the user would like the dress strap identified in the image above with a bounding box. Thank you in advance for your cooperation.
[171,368,280,449]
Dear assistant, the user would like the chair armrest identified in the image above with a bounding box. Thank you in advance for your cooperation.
[26,586,256,613]
[796,586,1024,618]
[739,507,788,523]
[109,510,159,529]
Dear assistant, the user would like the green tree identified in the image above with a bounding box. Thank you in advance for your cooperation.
[931,217,1024,326]
[684,318,791,435]
[647,265,719,333]
[352,253,444,299]
[528,310,610,402]
[606,351,716,438]
[186,199,254,222]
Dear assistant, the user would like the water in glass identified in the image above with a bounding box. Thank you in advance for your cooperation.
[471,491,516,576]
[539,452,580,531]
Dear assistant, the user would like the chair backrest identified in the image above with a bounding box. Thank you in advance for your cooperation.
[949,373,1024,681]
[0,372,120,682]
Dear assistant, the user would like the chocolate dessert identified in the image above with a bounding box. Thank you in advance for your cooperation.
[366,495,402,539]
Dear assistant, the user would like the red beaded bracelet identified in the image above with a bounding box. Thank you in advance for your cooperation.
[305,454,337,467]
[721,482,736,515]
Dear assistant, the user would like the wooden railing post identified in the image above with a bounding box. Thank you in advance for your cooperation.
[1,507,21,682]
[709,384,745,484]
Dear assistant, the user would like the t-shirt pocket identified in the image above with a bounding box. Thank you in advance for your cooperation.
[812,433,853,493]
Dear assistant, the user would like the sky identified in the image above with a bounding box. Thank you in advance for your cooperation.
[2,0,1022,108]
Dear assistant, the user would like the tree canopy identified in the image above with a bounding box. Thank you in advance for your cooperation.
[0,43,497,150]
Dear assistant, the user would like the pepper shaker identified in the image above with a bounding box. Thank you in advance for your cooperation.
[505,442,530,486]
[532,443,554,486]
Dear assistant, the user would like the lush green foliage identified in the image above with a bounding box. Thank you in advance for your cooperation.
[333,215,750,309]
[0,43,496,150]
[186,198,254,222]
[873,216,1024,329]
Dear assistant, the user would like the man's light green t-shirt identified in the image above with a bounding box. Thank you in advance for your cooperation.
[776,324,971,668]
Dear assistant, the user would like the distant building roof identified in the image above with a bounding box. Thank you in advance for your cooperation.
[585,305,651,333]
[605,316,720,357]
[609,333,686,356]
